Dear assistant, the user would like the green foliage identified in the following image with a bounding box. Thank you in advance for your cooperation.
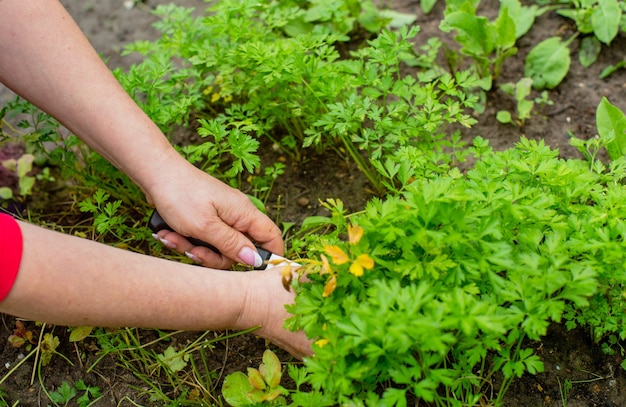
[595,97,626,161]
[286,136,626,405]
[222,349,288,406]
[92,327,241,406]
[118,1,478,194]
[557,0,623,45]
[524,36,573,90]
[439,0,519,89]
[497,77,535,125]
[48,380,101,407]
[526,0,626,84]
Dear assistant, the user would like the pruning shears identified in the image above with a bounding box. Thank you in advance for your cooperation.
[148,209,295,270]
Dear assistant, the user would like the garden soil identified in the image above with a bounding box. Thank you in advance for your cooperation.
[1,0,626,405]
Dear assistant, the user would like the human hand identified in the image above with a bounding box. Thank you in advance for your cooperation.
[146,156,283,269]
[236,267,313,360]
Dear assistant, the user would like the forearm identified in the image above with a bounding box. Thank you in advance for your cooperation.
[0,0,286,268]
[0,0,179,194]
[1,221,252,331]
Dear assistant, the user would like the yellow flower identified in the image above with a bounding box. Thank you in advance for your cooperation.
[349,253,374,277]
[314,338,329,348]
[211,93,221,103]
[348,224,364,245]
[324,245,349,265]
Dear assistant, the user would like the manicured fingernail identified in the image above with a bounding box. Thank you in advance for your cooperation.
[152,233,160,241]
[159,237,177,250]
[239,247,263,268]
[185,251,202,263]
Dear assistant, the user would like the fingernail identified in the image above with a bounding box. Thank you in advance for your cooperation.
[159,237,177,250]
[239,247,263,268]
[151,233,160,240]
[185,251,202,263]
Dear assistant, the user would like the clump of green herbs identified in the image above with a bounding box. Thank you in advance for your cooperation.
[117,0,478,194]
[285,133,626,406]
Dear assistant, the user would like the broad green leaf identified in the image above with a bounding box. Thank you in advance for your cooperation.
[440,12,494,56]
[495,7,517,50]
[0,187,13,200]
[421,0,438,14]
[496,111,512,124]
[579,36,601,67]
[69,326,93,342]
[16,154,34,178]
[259,349,282,389]
[300,215,333,230]
[592,0,621,44]
[524,36,571,90]
[18,176,35,197]
[222,372,255,407]
[596,97,626,160]
[378,9,418,28]
[500,0,540,38]
[246,194,266,214]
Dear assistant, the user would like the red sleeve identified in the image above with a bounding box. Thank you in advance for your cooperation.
[0,213,23,302]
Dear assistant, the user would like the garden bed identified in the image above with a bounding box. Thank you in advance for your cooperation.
[1,0,626,405]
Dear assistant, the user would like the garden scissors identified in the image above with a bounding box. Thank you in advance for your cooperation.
[148,209,296,270]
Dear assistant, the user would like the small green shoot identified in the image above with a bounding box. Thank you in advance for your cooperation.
[497,77,535,125]
[0,153,48,200]
[48,380,101,407]
[439,0,518,89]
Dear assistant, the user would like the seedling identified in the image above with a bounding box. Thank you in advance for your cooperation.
[496,77,535,125]
[222,349,288,406]
[48,380,101,407]
[439,0,518,89]
[1,153,36,200]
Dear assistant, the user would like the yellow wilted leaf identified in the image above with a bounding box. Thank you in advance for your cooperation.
[348,224,364,245]
[323,274,337,297]
[280,264,293,291]
[324,245,349,265]
[320,254,331,275]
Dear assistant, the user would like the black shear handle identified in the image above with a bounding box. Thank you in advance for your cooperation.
[148,209,271,269]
